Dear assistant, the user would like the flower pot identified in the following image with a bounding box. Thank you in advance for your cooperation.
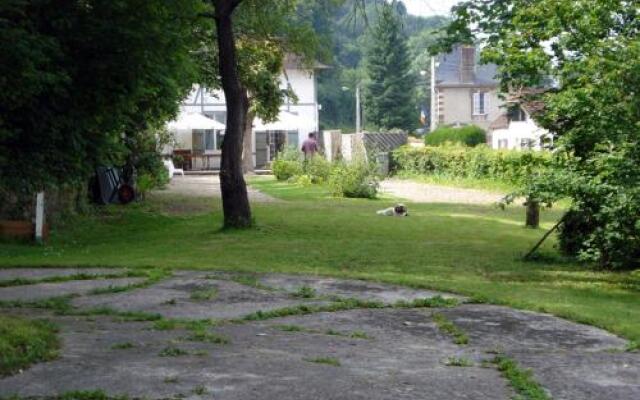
[0,220,50,241]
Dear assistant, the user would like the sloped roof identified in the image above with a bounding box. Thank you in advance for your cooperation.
[435,46,499,87]
[284,54,329,70]
[489,114,509,130]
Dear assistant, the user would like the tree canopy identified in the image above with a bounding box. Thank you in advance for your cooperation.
[437,0,640,268]
[364,3,415,131]
[0,0,207,195]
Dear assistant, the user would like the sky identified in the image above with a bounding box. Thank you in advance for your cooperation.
[397,0,461,16]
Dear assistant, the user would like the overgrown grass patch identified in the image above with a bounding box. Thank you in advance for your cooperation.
[304,356,341,367]
[492,355,551,400]
[0,315,59,376]
[432,313,469,345]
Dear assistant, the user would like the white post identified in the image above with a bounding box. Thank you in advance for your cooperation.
[355,84,361,134]
[35,191,45,244]
[430,56,437,132]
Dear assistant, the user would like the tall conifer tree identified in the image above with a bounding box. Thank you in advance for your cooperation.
[364,3,414,131]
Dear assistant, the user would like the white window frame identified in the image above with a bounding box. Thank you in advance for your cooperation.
[473,91,488,116]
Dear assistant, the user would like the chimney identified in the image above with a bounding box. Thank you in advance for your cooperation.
[460,46,475,83]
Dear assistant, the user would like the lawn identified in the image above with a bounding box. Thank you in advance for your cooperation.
[0,176,639,343]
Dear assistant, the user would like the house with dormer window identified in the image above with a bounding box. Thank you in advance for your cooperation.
[430,45,503,138]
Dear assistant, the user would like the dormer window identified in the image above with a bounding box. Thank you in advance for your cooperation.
[508,106,527,122]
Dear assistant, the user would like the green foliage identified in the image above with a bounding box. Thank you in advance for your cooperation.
[328,159,380,199]
[272,148,304,181]
[425,125,486,147]
[0,316,59,376]
[364,4,415,131]
[0,0,206,197]
[316,0,447,130]
[303,156,333,184]
[492,355,551,400]
[304,356,341,367]
[392,145,550,185]
[438,0,640,268]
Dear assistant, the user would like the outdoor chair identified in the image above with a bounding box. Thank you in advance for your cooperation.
[163,159,184,177]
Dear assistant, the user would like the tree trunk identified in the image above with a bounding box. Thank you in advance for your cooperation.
[243,107,255,173]
[525,198,540,228]
[214,0,252,228]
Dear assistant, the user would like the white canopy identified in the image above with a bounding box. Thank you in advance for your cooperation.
[254,110,306,131]
[167,112,225,131]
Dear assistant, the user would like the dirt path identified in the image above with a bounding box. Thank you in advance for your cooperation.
[0,268,638,399]
[159,175,277,202]
[380,178,505,205]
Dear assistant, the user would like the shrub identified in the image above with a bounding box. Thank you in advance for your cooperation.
[391,145,551,185]
[425,125,487,147]
[272,159,303,181]
[328,159,379,199]
[303,155,332,183]
[272,147,304,181]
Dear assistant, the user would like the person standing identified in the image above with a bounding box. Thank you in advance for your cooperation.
[301,132,319,160]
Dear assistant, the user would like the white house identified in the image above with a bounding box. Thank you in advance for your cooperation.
[490,98,552,151]
[168,55,323,170]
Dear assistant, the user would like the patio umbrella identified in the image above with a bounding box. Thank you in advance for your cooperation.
[167,112,225,131]
[254,110,306,131]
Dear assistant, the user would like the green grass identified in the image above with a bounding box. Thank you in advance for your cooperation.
[393,171,519,194]
[110,342,134,350]
[304,356,341,367]
[432,313,469,345]
[445,356,473,367]
[0,315,59,376]
[1,176,639,342]
[158,346,189,357]
[492,355,551,400]
[190,287,218,301]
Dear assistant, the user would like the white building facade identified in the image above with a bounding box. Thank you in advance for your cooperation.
[170,57,321,170]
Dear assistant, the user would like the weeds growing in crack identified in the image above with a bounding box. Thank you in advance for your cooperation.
[189,288,218,301]
[110,342,134,350]
[491,355,551,400]
[304,357,341,367]
[445,356,473,367]
[432,313,469,345]
[292,285,317,299]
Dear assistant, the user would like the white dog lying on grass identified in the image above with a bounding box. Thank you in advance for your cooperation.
[377,204,409,217]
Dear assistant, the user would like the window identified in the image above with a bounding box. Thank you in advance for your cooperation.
[204,130,215,151]
[216,131,225,150]
[287,131,299,148]
[473,92,488,115]
[508,106,527,122]
[192,130,205,153]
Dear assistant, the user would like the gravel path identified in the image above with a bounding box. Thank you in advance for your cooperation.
[380,179,505,205]
[159,175,277,203]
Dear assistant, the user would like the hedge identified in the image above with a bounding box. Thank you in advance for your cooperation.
[424,125,487,147]
[391,145,551,184]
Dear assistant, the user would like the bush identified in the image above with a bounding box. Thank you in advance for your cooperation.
[328,159,380,199]
[425,125,487,147]
[391,145,551,185]
[272,159,303,181]
[304,155,332,184]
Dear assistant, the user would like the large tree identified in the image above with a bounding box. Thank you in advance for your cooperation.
[204,0,320,228]
[0,0,206,213]
[435,0,640,268]
[364,3,415,131]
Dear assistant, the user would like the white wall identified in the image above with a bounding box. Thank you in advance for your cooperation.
[174,66,318,151]
[492,118,550,151]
